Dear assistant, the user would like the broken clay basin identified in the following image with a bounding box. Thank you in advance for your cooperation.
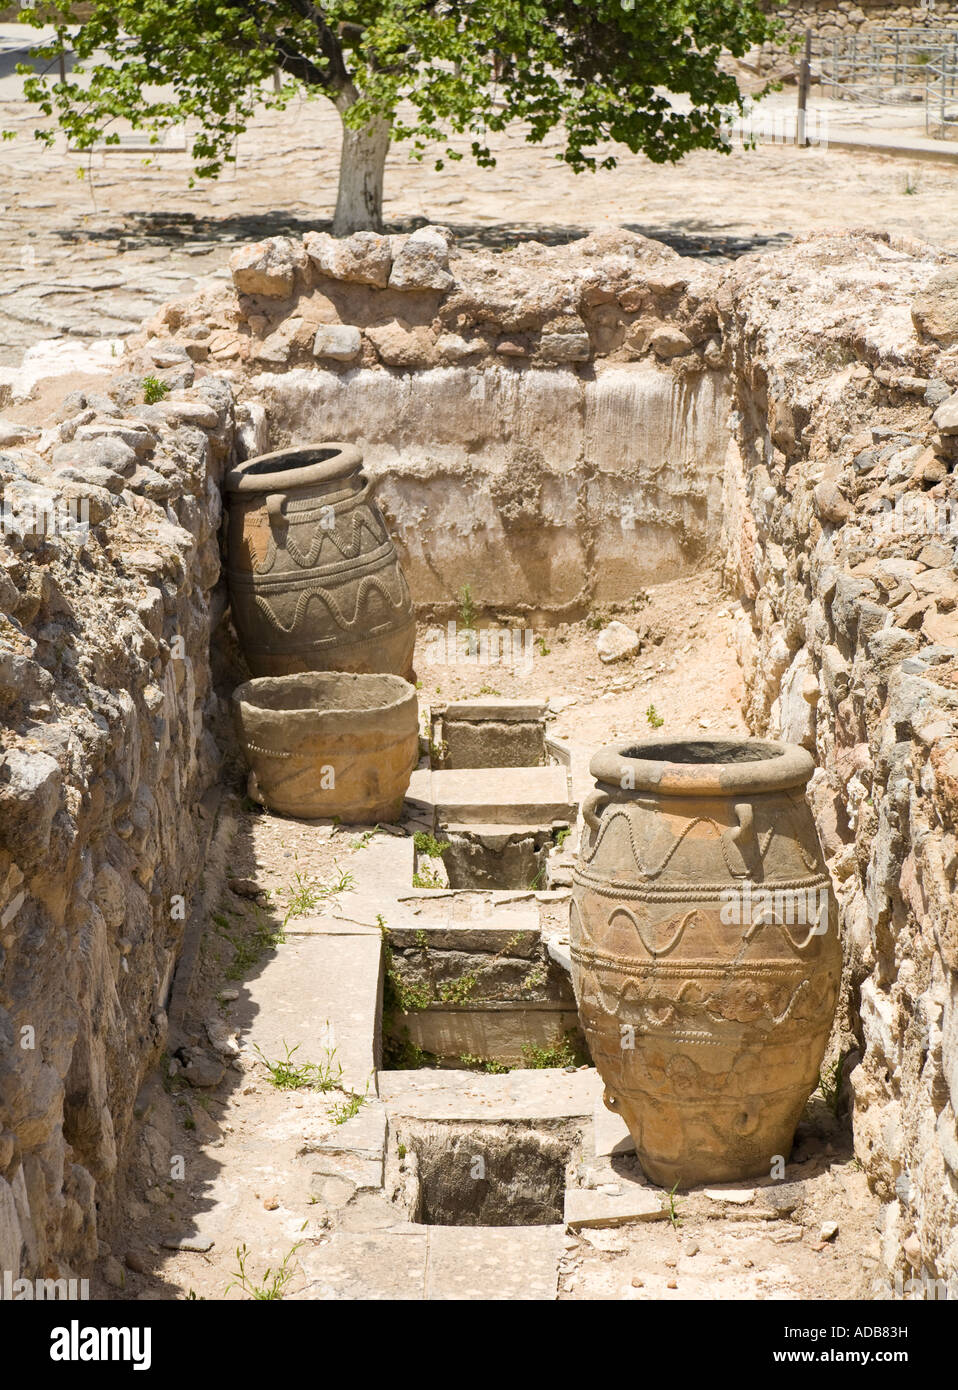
[570,736,841,1189]
[224,442,416,679]
[232,672,419,822]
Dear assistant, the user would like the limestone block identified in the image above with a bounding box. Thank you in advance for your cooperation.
[229,236,304,297]
[388,228,454,292]
[0,748,61,869]
[596,620,641,664]
[912,267,958,346]
[366,320,438,369]
[312,324,362,362]
[304,230,392,288]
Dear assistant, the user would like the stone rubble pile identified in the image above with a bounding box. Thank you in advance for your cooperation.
[134,226,721,378]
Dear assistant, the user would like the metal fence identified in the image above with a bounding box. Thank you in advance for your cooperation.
[809,27,958,137]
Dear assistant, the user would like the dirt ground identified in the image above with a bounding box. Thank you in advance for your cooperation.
[85,577,883,1303]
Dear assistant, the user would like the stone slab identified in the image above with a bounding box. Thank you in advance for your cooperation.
[564,1186,665,1229]
[591,1093,637,1161]
[405,767,433,808]
[387,920,540,954]
[295,1229,428,1300]
[544,934,573,975]
[440,699,548,723]
[302,1101,387,1163]
[286,913,381,936]
[309,1150,384,1192]
[429,766,576,825]
[399,1004,581,1064]
[331,834,415,926]
[394,890,540,926]
[380,1066,600,1121]
[423,1224,564,1300]
[703,1187,758,1205]
[236,933,382,1093]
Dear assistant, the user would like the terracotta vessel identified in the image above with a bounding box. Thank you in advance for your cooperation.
[224,443,416,678]
[232,672,419,822]
[571,737,841,1188]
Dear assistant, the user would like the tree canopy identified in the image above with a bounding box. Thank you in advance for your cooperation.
[17,2,780,231]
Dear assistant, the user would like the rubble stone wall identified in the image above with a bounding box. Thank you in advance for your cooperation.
[719,229,958,1290]
[0,364,235,1281]
[766,1,958,41]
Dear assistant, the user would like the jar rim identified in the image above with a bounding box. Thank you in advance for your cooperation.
[232,670,415,722]
[589,736,814,795]
[224,442,362,493]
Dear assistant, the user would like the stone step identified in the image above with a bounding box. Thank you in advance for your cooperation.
[409,765,576,826]
[236,931,383,1093]
[379,1066,599,1121]
[422,1224,564,1300]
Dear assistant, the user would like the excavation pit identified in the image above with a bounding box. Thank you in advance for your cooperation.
[389,1120,579,1227]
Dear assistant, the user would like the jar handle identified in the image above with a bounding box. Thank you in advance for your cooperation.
[724,801,757,877]
[266,492,286,528]
[582,788,610,833]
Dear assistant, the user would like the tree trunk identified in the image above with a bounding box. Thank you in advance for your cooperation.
[332,94,391,235]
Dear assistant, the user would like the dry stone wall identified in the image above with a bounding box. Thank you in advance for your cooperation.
[719,229,958,1291]
[764,1,958,40]
[0,360,235,1281]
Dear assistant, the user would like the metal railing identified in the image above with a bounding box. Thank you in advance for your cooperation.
[924,46,958,137]
[808,26,958,137]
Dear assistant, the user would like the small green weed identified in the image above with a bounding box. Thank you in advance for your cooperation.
[667,1182,683,1230]
[254,1040,342,1093]
[646,704,664,728]
[142,374,171,404]
[413,831,451,859]
[226,1242,301,1300]
[329,1080,369,1125]
[460,1053,509,1074]
[412,865,445,889]
[521,1032,581,1069]
[817,1049,850,1116]
[457,583,478,629]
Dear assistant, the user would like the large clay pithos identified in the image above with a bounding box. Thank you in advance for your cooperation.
[224,442,416,678]
[571,737,841,1188]
[232,672,419,822]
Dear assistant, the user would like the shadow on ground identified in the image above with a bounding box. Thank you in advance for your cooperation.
[57,207,795,263]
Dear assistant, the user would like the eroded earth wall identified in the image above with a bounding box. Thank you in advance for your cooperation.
[149,227,733,618]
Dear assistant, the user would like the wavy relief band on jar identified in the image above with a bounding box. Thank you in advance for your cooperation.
[225,442,416,679]
[570,736,842,1189]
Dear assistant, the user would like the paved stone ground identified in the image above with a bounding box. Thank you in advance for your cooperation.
[0,71,956,365]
